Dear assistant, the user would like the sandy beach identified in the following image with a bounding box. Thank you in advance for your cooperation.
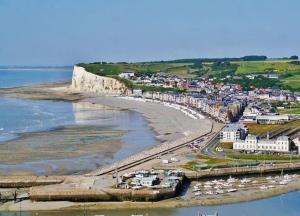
[85,96,212,143]
[1,82,300,212]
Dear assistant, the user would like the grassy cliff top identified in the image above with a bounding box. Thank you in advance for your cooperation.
[77,57,300,91]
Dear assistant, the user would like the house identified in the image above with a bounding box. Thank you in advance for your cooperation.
[219,124,248,143]
[119,72,135,79]
[233,135,291,153]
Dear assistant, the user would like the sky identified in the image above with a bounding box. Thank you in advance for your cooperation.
[0,0,299,66]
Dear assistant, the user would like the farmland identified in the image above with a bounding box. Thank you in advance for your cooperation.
[234,60,300,75]
[77,62,197,78]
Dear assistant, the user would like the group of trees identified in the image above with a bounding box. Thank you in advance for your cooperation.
[228,75,281,91]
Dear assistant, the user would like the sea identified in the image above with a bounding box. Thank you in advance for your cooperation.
[0,68,158,175]
[0,68,300,215]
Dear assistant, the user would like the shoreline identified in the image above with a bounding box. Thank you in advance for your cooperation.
[2,81,299,212]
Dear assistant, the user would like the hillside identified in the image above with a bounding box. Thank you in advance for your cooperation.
[77,62,196,78]
[78,57,300,91]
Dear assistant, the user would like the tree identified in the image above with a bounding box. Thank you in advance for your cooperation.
[290,55,298,60]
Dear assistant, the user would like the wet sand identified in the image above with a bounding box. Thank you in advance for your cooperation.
[0,81,84,101]
[86,96,213,143]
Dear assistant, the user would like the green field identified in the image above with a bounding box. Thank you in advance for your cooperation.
[247,124,281,135]
[228,153,300,161]
[235,60,300,75]
[78,62,197,78]
[283,74,300,90]
[216,142,233,149]
[280,107,300,114]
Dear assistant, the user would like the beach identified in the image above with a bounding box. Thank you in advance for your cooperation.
[2,81,297,213]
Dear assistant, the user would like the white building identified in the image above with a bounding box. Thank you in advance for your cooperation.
[119,72,135,79]
[233,135,291,153]
[220,124,248,143]
[256,115,289,124]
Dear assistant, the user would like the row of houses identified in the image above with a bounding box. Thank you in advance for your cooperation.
[139,92,247,123]
[220,124,293,153]
[233,135,291,153]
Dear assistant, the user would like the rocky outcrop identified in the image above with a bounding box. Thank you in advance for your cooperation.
[71,66,127,95]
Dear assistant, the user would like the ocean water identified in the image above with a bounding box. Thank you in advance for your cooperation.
[0,68,72,88]
[0,68,73,142]
[0,68,158,175]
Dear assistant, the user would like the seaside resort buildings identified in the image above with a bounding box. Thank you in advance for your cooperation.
[233,135,291,153]
[123,72,300,154]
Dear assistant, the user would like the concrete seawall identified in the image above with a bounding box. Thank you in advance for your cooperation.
[71,66,127,95]
[0,176,65,188]
[29,181,183,202]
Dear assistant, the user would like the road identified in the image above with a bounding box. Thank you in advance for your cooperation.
[200,126,225,158]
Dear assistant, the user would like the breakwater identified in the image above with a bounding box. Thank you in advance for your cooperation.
[0,176,65,188]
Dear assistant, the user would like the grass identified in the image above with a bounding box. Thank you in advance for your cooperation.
[234,60,300,75]
[280,107,300,114]
[78,59,300,91]
[183,154,258,170]
[227,153,300,161]
[247,124,282,135]
[197,154,233,165]
[283,74,300,90]
[182,161,199,170]
[217,142,233,149]
[78,62,195,77]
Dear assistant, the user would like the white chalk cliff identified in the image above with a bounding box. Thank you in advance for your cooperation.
[71,66,127,95]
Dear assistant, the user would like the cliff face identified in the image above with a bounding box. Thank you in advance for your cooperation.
[71,66,127,95]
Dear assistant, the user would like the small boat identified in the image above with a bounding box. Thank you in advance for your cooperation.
[227,176,237,183]
[222,183,232,187]
[204,185,212,189]
[227,188,237,193]
[216,189,224,194]
[204,181,213,185]
[205,191,214,195]
[193,188,201,192]
[268,185,275,188]
[212,180,219,184]
[238,184,245,188]
[240,178,251,184]
[279,181,288,185]
[195,183,202,187]
[266,176,272,180]
[195,191,202,196]
[260,185,268,190]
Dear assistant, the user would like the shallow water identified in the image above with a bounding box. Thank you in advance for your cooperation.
[0,69,158,175]
[1,191,300,215]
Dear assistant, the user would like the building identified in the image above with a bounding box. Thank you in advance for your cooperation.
[233,135,291,153]
[119,72,135,79]
[220,124,248,143]
[256,115,289,124]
